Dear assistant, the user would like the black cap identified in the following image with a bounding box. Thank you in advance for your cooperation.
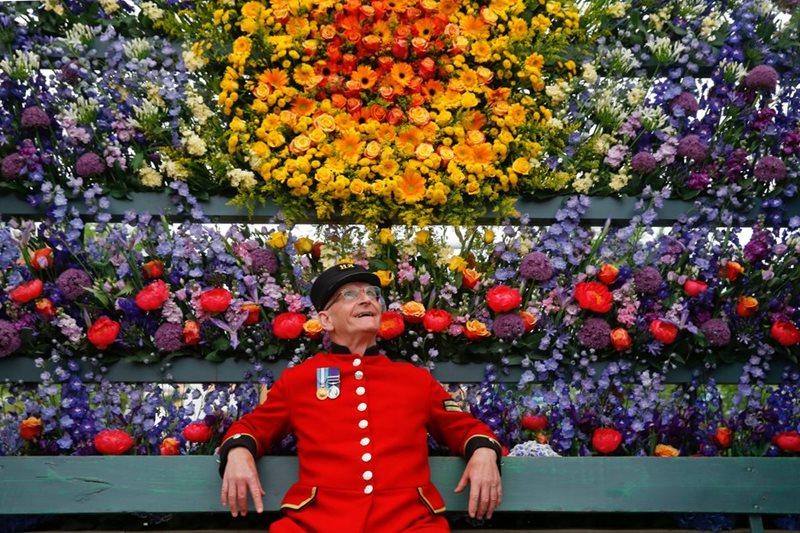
[310,263,381,312]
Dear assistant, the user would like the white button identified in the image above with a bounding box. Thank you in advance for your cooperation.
[353,358,362,367]
[356,386,366,395]
[363,470,373,480]
[357,402,367,411]
[358,419,368,429]
[360,437,370,446]
[355,371,364,379]
[361,452,372,462]
[364,484,373,494]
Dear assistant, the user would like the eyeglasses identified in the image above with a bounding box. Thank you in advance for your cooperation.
[324,286,382,310]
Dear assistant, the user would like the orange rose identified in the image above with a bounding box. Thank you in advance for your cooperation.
[160,437,180,455]
[401,301,426,323]
[242,303,261,325]
[736,296,759,318]
[721,260,744,281]
[574,281,613,313]
[378,311,405,340]
[610,328,632,351]
[597,264,618,285]
[464,319,491,341]
[303,318,323,339]
[461,268,481,290]
[654,444,680,457]
[519,311,537,332]
[31,247,53,270]
[19,416,42,441]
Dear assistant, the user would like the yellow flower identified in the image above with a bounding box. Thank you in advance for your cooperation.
[376,158,400,178]
[294,237,313,254]
[241,17,258,34]
[401,301,426,321]
[268,231,288,249]
[233,36,252,55]
[378,228,394,244]
[512,157,530,174]
[465,319,491,338]
[483,229,495,243]
[415,230,430,245]
[364,141,382,159]
[266,130,285,148]
[374,270,394,287]
[241,1,263,18]
[415,143,434,160]
[470,41,492,62]
[461,92,479,108]
[654,444,680,457]
[448,256,467,272]
[303,319,323,337]
[350,178,367,195]
[289,134,311,154]
[408,106,431,126]
[293,64,322,88]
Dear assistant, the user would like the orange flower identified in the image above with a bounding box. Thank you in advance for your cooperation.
[461,15,489,39]
[654,444,680,457]
[464,319,491,340]
[462,111,487,131]
[334,131,363,161]
[395,168,426,203]
[421,80,444,101]
[721,260,745,281]
[259,68,288,90]
[390,62,414,87]
[291,96,317,116]
[401,301,426,323]
[471,143,494,164]
[414,18,439,40]
[351,65,378,90]
[736,296,759,318]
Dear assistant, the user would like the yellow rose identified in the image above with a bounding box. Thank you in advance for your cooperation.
[251,141,268,157]
[374,270,394,287]
[266,130,285,148]
[448,256,467,272]
[314,113,337,133]
[364,141,382,159]
[294,236,313,254]
[512,157,531,174]
[654,444,680,457]
[483,229,495,243]
[465,180,481,195]
[308,127,327,144]
[407,106,431,126]
[466,130,485,146]
[289,134,311,154]
[415,143,434,160]
[241,1,263,18]
[415,230,430,245]
[401,301,426,321]
[268,231,288,249]
[378,228,394,244]
[461,92,479,108]
[350,178,367,195]
[240,17,258,34]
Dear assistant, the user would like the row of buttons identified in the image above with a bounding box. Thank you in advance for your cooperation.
[354,358,373,495]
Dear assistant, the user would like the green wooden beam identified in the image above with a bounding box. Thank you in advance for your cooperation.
[0,456,798,515]
[0,357,791,384]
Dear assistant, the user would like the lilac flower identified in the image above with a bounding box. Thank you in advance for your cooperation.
[633,266,662,295]
[75,152,106,178]
[154,322,184,352]
[676,135,707,162]
[743,65,779,92]
[519,251,553,282]
[631,151,657,174]
[56,268,92,300]
[20,106,51,129]
[577,318,611,350]
[753,156,787,182]
[700,318,731,347]
[0,320,22,357]
[492,313,525,339]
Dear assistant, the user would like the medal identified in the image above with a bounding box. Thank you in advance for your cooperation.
[328,385,340,399]
[316,387,329,400]
[316,367,341,400]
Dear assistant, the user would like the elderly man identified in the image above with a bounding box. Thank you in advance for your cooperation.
[217,263,503,532]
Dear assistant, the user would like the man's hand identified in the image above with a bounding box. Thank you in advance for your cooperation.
[221,447,265,517]
[454,448,502,520]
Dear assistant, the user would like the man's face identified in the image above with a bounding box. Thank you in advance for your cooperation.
[318,281,382,337]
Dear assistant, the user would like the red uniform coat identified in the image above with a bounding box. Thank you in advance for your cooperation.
[218,346,502,532]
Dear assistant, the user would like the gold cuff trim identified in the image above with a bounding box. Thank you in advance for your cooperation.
[280,487,317,510]
[221,432,260,456]
[462,433,501,455]
[417,487,446,514]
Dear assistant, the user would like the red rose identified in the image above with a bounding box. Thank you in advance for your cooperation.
[392,38,409,60]
[521,414,548,432]
[649,319,678,344]
[241,303,261,325]
[574,281,613,313]
[597,264,619,285]
[31,247,53,270]
[135,280,170,311]
[519,311,537,332]
[592,427,623,454]
[94,429,134,455]
[182,421,213,443]
[486,285,522,313]
[461,268,480,290]
[386,107,405,125]
[714,427,732,449]
[736,296,759,318]
[35,298,56,318]
[772,431,800,453]
[160,437,180,456]
[610,328,632,351]
[311,241,323,260]
[88,316,121,350]
[143,259,164,279]
[9,278,43,304]
[770,320,800,347]
[423,309,452,333]
[272,312,306,340]
[199,287,232,314]
[19,416,42,441]
[683,279,708,297]
[183,320,201,345]
[378,311,405,340]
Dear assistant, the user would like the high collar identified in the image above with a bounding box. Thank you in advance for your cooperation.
[330,341,381,356]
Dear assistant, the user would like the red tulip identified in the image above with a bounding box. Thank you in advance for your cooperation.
[272,312,306,340]
[610,328,632,351]
[521,414,548,432]
[683,279,708,297]
[19,416,42,441]
[199,287,232,314]
[182,421,213,443]
[422,309,452,333]
[31,247,53,270]
[714,427,732,449]
[378,311,405,340]
[135,280,170,311]
[649,319,678,344]
[9,278,43,304]
[183,320,201,345]
[592,427,623,454]
[160,437,180,455]
[574,281,613,313]
[87,316,120,350]
[770,320,800,347]
[143,259,164,279]
[597,264,619,285]
[94,429,134,455]
[486,285,522,313]
[772,431,800,453]
[241,303,261,325]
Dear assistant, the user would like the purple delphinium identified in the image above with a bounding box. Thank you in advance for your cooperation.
[519,251,553,282]
[56,268,92,301]
[700,318,731,347]
[743,64,779,92]
[154,322,184,352]
[634,266,662,295]
[753,155,787,182]
[676,135,708,162]
[577,318,611,350]
[631,151,657,174]
[75,152,106,178]
[249,247,279,274]
[20,106,52,129]
[0,320,22,357]
[492,313,526,340]
[1,153,25,179]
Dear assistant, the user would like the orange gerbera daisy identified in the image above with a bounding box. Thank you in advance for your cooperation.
[462,111,487,131]
[259,68,289,89]
[338,15,361,32]
[385,0,411,13]
[414,18,439,40]
[396,127,424,153]
[421,80,444,101]
[471,142,494,164]
[334,131,363,161]
[372,21,394,45]
[390,63,415,87]
[453,143,474,163]
[461,15,489,39]
[439,0,459,15]
[375,123,397,143]
[291,96,317,116]
[351,65,378,90]
[395,168,426,203]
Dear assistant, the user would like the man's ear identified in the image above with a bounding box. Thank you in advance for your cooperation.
[318,310,335,332]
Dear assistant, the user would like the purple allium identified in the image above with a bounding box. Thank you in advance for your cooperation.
[20,106,52,129]
[676,134,707,162]
[56,268,92,300]
[1,152,25,179]
[491,313,525,340]
[249,247,279,274]
[0,320,22,357]
[520,251,553,282]
[634,266,662,295]
[743,65,779,92]
[577,317,611,350]
[631,151,657,174]
[75,152,106,178]
[154,322,184,352]
[700,318,731,347]
[753,156,787,182]
[670,92,699,116]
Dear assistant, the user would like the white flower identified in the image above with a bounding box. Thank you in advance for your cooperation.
[182,130,207,157]
[699,11,723,39]
[123,38,151,60]
[227,168,257,190]
[609,167,631,191]
[606,1,628,18]
[0,50,40,80]
[646,36,686,65]
[581,63,598,84]
[572,173,595,194]
[160,157,189,180]
[626,85,647,107]
[98,0,120,15]
[182,47,207,72]
[602,46,640,75]
[141,1,164,20]
[139,166,164,188]
[186,88,213,124]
